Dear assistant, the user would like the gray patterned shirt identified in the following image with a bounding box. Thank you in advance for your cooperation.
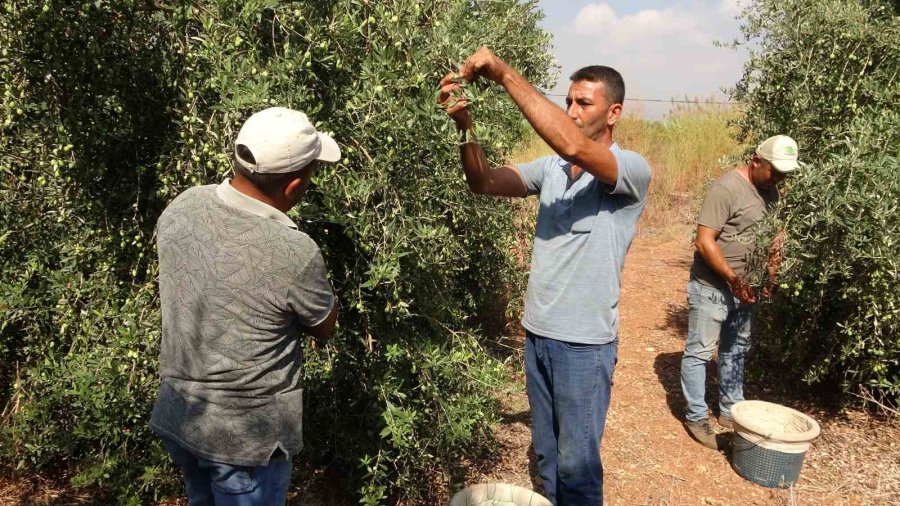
[150,180,335,466]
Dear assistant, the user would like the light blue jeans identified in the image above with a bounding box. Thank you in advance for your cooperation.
[680,278,757,423]
[525,331,617,506]
[161,436,292,506]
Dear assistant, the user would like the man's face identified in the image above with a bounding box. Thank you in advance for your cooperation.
[565,80,619,140]
[751,156,787,189]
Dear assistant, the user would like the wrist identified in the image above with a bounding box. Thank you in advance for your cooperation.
[494,61,514,86]
[458,126,479,146]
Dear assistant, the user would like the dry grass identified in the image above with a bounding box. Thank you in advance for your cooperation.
[795,409,900,505]
[508,105,744,235]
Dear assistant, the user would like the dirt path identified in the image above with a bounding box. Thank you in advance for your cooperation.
[476,232,900,506]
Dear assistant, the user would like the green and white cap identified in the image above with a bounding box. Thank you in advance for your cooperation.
[756,134,803,173]
[235,107,341,174]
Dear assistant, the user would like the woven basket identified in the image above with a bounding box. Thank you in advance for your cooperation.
[449,483,552,506]
[730,400,821,488]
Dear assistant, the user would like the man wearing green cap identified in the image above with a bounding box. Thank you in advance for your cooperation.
[681,135,803,449]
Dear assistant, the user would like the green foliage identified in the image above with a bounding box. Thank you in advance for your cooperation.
[0,0,554,502]
[732,0,899,404]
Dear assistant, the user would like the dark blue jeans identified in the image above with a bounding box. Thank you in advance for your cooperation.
[525,331,617,506]
[161,436,292,506]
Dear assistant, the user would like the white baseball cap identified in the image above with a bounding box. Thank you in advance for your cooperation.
[756,135,804,173]
[234,107,341,174]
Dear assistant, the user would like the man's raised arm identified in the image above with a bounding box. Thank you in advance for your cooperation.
[455,47,619,187]
[438,73,528,197]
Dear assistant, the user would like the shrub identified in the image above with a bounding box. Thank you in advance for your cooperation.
[0,0,554,502]
[731,0,899,405]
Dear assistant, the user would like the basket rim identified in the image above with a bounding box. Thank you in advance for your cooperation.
[449,482,552,506]
[731,400,821,442]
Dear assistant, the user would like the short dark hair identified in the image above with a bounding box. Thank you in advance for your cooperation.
[570,66,625,105]
[232,144,309,196]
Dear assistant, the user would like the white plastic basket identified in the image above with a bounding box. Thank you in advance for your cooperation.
[731,400,820,452]
[730,400,821,487]
[449,483,552,506]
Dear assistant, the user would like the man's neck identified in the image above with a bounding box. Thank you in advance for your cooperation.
[230,175,289,212]
[737,164,769,193]
[737,164,752,184]
[572,129,614,178]
[594,128,614,149]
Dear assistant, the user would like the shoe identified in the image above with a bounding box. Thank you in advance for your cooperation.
[685,419,718,449]
[718,415,735,430]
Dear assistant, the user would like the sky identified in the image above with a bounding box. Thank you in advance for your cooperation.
[533,0,749,120]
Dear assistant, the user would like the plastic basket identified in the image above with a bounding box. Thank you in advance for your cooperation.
[730,400,820,488]
[449,483,552,506]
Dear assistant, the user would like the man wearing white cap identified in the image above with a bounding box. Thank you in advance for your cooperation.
[681,135,802,449]
[151,107,341,505]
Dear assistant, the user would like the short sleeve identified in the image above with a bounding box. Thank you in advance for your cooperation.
[286,249,335,327]
[610,150,652,202]
[696,182,733,232]
[515,156,552,196]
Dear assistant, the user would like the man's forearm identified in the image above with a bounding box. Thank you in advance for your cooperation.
[496,67,616,185]
[697,239,738,283]
[767,231,786,278]
[459,139,492,194]
[499,69,579,151]
[454,49,569,150]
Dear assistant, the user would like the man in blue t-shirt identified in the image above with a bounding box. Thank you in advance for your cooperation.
[439,47,652,505]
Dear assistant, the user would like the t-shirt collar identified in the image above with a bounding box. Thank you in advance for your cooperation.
[215,178,298,229]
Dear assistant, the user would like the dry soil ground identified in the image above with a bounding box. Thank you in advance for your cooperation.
[470,232,900,506]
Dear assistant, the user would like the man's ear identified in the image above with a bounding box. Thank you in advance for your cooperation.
[607,103,623,127]
[284,176,304,200]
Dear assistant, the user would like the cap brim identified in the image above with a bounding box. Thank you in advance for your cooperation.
[316,133,341,163]
[771,159,801,173]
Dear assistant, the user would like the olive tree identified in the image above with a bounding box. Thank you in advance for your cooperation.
[731,0,899,405]
[0,0,555,502]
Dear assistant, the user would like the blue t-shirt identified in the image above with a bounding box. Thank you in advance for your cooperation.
[516,144,652,344]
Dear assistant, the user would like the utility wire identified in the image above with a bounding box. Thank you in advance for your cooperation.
[541,92,742,105]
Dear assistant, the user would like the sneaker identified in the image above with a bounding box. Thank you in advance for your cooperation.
[718,415,735,430]
[685,419,718,449]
